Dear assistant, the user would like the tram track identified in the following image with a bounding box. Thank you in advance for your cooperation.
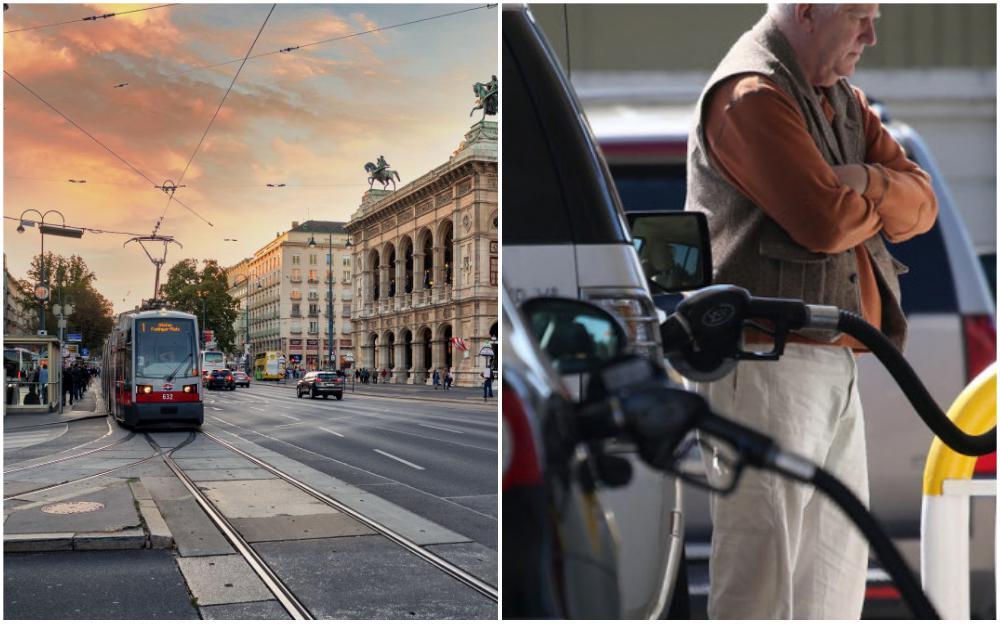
[150,428,497,619]
[2,431,167,502]
[146,432,313,620]
[4,416,132,476]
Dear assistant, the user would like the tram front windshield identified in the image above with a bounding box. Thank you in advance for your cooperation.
[136,319,197,379]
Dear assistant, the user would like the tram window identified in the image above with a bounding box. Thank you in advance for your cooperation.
[136,319,197,378]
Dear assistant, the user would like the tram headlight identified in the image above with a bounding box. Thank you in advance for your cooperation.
[138,385,153,394]
[183,385,194,393]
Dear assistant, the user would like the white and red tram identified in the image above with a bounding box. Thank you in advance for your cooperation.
[102,308,204,428]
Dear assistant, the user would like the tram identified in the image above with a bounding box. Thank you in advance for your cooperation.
[102,307,204,428]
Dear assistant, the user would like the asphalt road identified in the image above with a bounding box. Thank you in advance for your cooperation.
[202,382,498,549]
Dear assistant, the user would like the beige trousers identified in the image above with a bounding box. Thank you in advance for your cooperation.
[688,343,869,619]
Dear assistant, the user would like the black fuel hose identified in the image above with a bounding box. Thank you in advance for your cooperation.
[837,310,996,456]
[768,458,940,619]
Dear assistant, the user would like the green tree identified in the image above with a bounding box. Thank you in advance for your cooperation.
[19,252,114,354]
[161,259,239,353]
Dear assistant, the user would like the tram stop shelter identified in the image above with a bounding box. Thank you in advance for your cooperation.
[3,336,62,415]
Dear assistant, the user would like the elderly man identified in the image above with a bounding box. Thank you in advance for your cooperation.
[685,4,938,619]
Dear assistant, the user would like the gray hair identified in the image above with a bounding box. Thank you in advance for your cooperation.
[767,3,841,20]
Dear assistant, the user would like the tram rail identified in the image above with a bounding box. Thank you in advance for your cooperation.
[4,416,130,476]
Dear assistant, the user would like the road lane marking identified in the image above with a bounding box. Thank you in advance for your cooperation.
[319,427,344,437]
[211,407,223,411]
[373,449,425,470]
[417,423,463,434]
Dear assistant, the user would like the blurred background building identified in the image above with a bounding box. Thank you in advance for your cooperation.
[530,3,996,290]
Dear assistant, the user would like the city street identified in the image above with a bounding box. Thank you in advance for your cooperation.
[4,382,497,619]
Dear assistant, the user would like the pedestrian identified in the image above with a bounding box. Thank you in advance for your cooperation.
[432,369,441,389]
[684,4,937,619]
[481,366,493,401]
[38,363,49,405]
[63,364,74,406]
[381,368,388,384]
[444,367,452,390]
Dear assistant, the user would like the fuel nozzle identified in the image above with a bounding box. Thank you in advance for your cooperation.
[660,285,811,381]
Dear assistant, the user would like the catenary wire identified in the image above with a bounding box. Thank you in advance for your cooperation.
[154,3,276,236]
[3,70,213,227]
[145,4,496,85]
[3,4,177,35]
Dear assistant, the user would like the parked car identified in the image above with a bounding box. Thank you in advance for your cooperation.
[503,4,685,618]
[502,285,621,618]
[233,370,250,388]
[296,371,344,400]
[204,368,235,391]
[588,100,996,616]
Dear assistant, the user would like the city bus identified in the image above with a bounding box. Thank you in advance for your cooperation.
[253,351,285,381]
[102,308,204,428]
[201,349,226,374]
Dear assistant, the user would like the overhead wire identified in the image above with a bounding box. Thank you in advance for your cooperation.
[3,4,177,35]
[142,4,497,85]
[4,176,364,189]
[3,69,213,227]
[153,3,276,237]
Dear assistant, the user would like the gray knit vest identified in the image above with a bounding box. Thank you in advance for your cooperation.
[686,16,908,350]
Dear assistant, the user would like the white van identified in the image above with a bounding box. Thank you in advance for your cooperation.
[503,5,685,617]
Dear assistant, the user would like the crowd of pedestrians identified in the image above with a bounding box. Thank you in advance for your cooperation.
[354,367,390,384]
[62,361,97,407]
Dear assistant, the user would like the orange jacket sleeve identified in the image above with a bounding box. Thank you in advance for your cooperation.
[854,86,938,243]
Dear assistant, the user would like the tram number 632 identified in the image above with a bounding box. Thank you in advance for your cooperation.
[162,393,174,401]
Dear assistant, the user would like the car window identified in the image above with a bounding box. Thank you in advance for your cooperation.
[317,373,337,381]
[611,163,687,213]
[502,11,629,246]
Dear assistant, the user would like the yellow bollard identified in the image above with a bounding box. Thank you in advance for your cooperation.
[920,363,996,619]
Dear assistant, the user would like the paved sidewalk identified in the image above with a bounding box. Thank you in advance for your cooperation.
[4,384,106,431]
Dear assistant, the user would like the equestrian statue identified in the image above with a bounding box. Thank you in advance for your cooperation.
[364,154,400,191]
[470,75,498,121]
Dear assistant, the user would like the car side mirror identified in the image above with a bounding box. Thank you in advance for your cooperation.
[627,211,712,293]
[520,297,628,375]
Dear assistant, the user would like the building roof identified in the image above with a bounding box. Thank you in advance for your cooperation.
[289,220,348,234]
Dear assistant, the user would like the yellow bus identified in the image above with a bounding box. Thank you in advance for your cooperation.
[253,351,285,381]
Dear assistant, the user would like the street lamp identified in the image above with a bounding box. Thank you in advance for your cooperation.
[232,272,261,369]
[16,209,83,334]
[195,290,208,347]
[309,232,352,372]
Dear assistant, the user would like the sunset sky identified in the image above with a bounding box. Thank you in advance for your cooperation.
[3,3,497,313]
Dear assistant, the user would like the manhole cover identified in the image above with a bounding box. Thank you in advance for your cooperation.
[41,501,105,515]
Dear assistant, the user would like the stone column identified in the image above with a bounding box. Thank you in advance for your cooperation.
[362,266,373,307]
[394,257,405,308]
[379,263,391,310]
[430,339,446,379]
[379,341,391,376]
[432,246,444,301]
[411,337,426,384]
[392,342,407,383]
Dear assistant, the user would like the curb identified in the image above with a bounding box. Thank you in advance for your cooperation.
[131,480,174,549]
[4,528,149,552]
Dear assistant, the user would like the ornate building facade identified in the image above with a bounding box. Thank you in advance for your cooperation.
[227,221,353,371]
[346,121,498,387]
